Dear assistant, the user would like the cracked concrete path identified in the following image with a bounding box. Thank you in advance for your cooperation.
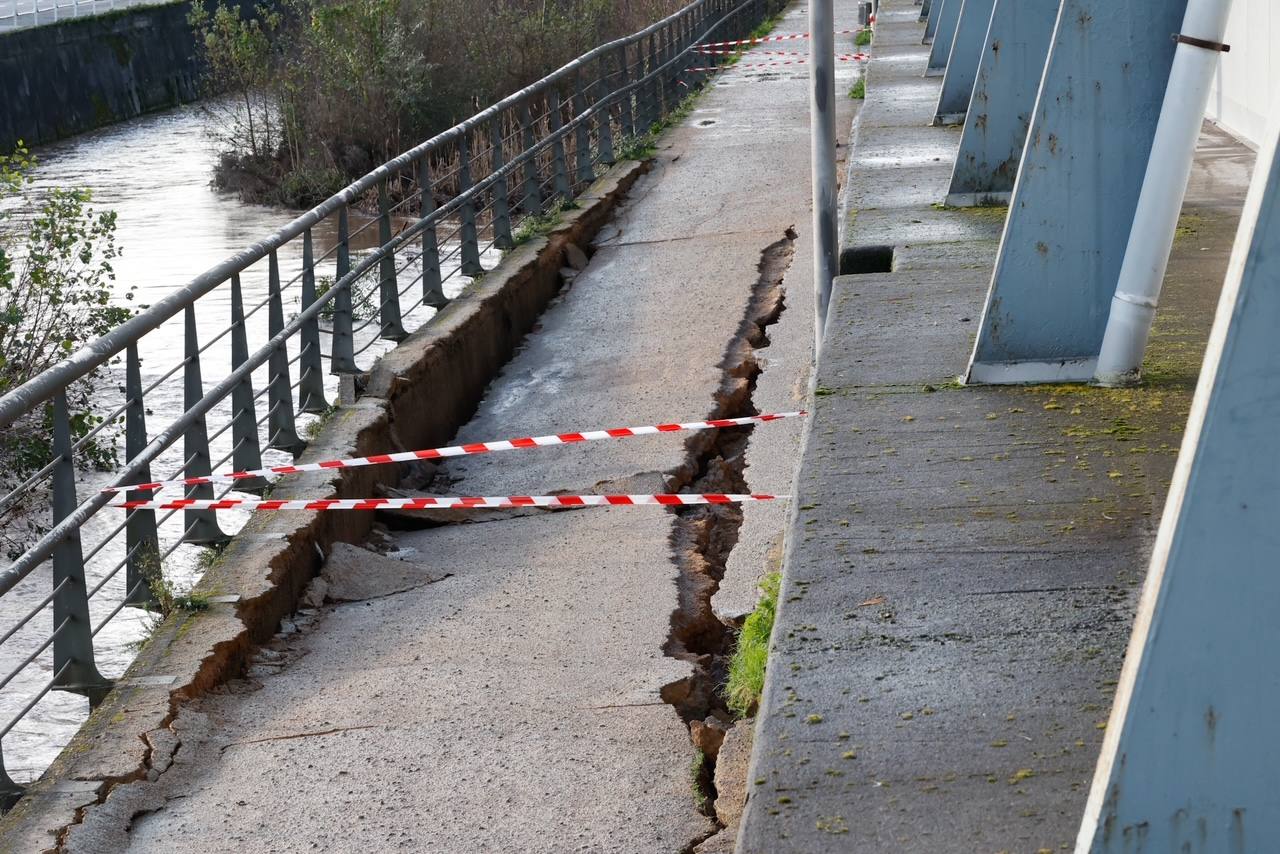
[60,2,861,850]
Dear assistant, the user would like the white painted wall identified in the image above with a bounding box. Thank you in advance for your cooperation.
[1204,0,1277,148]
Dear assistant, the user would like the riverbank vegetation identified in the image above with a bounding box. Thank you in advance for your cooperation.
[191,0,688,207]
[0,144,134,557]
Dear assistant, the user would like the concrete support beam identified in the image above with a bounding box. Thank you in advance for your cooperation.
[965,0,1189,385]
[925,0,960,67]
[923,0,944,42]
[946,0,1059,205]
[1078,107,1280,853]
[933,0,998,124]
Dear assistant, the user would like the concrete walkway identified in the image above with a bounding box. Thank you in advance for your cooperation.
[736,2,1254,852]
[58,3,862,851]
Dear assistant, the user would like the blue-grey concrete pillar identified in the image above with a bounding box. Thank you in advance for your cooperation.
[925,0,962,74]
[946,0,1059,206]
[965,0,1189,384]
[923,0,953,51]
[1077,110,1280,853]
[933,0,998,124]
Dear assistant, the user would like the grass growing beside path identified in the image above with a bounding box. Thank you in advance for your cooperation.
[725,571,783,717]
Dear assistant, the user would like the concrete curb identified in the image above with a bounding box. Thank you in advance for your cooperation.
[0,160,645,853]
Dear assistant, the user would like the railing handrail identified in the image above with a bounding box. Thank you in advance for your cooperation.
[0,0,706,430]
[0,0,751,597]
[0,0,780,799]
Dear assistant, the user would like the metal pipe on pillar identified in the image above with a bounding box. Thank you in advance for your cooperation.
[810,0,838,342]
[1093,0,1235,387]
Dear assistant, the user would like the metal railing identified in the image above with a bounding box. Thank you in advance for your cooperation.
[0,0,153,31]
[0,0,781,806]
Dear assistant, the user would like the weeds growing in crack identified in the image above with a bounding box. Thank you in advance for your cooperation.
[690,751,713,814]
[724,570,781,717]
[128,553,212,651]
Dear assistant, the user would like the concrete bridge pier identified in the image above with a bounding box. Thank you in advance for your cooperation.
[945,0,1059,206]
[1079,102,1280,854]
[932,0,995,125]
[966,0,1191,385]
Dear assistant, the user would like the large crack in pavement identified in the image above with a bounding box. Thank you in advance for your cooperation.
[660,228,796,851]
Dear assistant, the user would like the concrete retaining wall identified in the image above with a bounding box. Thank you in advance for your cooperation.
[0,0,251,150]
[0,160,645,852]
[1205,0,1275,148]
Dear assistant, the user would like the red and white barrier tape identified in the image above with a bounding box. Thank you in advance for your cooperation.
[102,411,805,494]
[687,55,866,73]
[695,48,819,56]
[110,494,785,512]
[695,30,858,49]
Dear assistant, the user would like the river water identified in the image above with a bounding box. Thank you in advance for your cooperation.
[0,103,490,784]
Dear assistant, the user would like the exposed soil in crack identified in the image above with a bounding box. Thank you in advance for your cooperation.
[660,227,796,848]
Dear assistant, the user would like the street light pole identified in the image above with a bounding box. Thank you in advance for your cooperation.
[810,0,839,344]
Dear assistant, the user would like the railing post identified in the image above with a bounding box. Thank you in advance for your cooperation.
[123,342,160,608]
[596,58,616,166]
[267,250,305,454]
[457,131,485,276]
[616,45,636,141]
[517,100,542,215]
[674,14,689,94]
[228,274,266,492]
[376,179,407,340]
[418,157,449,307]
[298,229,329,413]
[0,746,22,811]
[517,100,543,214]
[573,70,595,186]
[182,306,228,546]
[547,89,572,200]
[489,116,515,250]
[50,389,112,704]
[646,34,662,128]
[329,208,358,374]
[668,21,681,102]
[657,26,672,120]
